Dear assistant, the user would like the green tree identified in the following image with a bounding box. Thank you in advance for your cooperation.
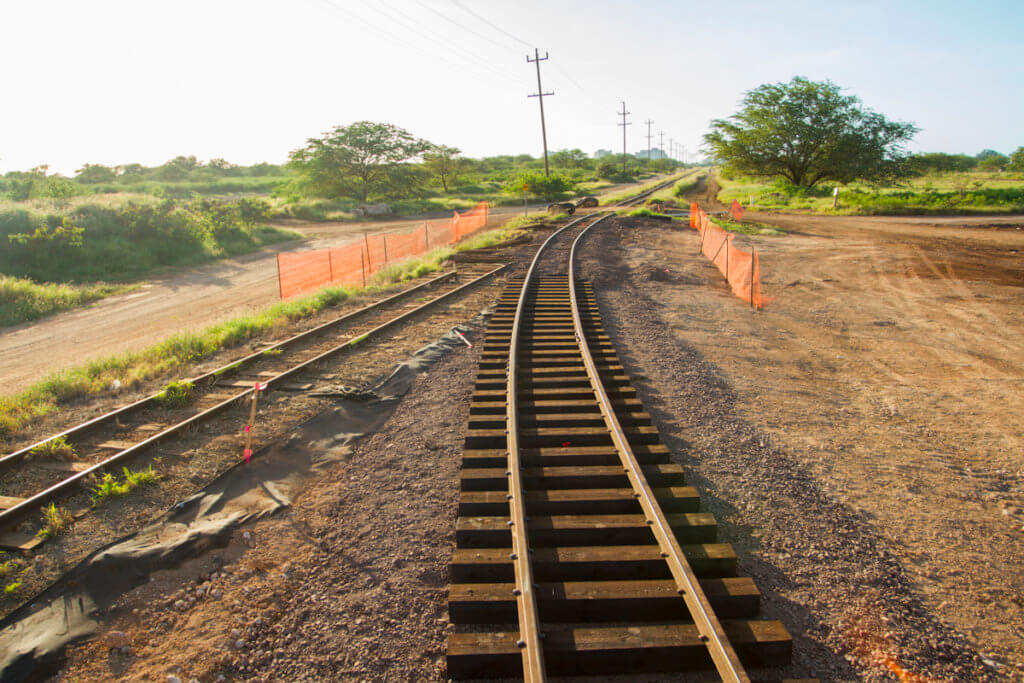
[977,153,1008,172]
[550,149,588,169]
[75,164,117,184]
[976,149,1004,160]
[506,172,573,201]
[288,121,431,202]
[423,145,466,192]
[1008,147,1024,173]
[703,77,918,188]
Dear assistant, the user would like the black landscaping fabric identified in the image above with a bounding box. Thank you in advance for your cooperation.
[0,325,475,682]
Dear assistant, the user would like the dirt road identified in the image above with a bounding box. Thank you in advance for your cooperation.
[0,208,524,395]
[0,174,674,395]
[592,211,1024,677]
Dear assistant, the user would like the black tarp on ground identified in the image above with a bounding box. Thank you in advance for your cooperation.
[0,324,478,682]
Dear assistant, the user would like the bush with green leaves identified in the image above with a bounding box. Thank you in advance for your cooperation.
[504,172,574,200]
[153,380,194,408]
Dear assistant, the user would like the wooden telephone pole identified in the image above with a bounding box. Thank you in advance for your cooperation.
[527,49,554,176]
[618,101,631,173]
[644,119,653,161]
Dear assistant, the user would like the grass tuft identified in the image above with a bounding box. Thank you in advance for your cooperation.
[37,503,73,539]
[3,581,21,596]
[28,435,77,461]
[90,465,160,507]
[153,380,194,408]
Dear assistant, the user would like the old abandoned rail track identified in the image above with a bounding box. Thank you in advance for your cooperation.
[0,264,504,550]
[447,213,792,679]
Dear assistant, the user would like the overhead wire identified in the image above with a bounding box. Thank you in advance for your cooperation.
[449,0,533,48]
[412,0,521,57]
[368,0,525,83]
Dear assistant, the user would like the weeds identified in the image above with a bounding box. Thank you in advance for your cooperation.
[37,503,73,539]
[3,581,20,596]
[90,466,160,507]
[28,435,77,461]
[261,348,283,356]
[709,216,785,236]
[0,276,133,327]
[153,380,194,408]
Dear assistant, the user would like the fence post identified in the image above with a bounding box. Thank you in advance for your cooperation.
[383,234,389,265]
[749,248,757,309]
[276,253,284,299]
[424,223,430,251]
[725,236,730,282]
[360,248,366,288]
[363,232,371,273]
[328,249,334,283]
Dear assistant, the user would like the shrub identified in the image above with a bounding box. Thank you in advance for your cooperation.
[153,380,194,408]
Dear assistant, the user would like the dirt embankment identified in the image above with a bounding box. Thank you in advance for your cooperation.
[680,173,726,210]
[578,213,1023,680]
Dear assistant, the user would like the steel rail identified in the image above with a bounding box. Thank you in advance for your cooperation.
[0,264,506,529]
[505,213,595,681]
[569,217,750,682]
[0,268,464,474]
[613,168,701,207]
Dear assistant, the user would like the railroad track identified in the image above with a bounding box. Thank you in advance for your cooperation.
[447,214,792,679]
[614,169,698,208]
[0,264,505,551]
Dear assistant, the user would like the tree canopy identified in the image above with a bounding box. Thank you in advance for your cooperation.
[287,121,431,201]
[422,145,467,193]
[703,77,918,188]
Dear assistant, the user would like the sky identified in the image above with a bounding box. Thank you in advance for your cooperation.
[1,0,1021,174]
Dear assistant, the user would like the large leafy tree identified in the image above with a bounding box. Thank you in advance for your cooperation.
[704,77,918,188]
[1008,147,1024,173]
[288,121,431,201]
[423,145,467,193]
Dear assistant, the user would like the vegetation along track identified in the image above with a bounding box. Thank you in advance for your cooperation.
[0,264,505,551]
[446,213,792,679]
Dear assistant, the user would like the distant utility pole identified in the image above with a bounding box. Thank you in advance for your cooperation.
[669,138,675,162]
[527,48,554,176]
[618,101,631,173]
[644,119,653,161]
[658,131,664,160]
[682,145,687,165]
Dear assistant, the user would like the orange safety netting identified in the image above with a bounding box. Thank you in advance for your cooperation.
[277,201,490,299]
[689,201,768,309]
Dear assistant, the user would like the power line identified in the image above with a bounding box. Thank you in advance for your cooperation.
[618,101,631,173]
[644,119,653,161]
[314,0,515,89]
[369,0,522,83]
[449,0,532,48]
[412,0,520,56]
[527,49,554,176]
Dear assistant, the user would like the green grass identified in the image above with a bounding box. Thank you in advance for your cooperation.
[28,435,76,460]
[0,276,133,327]
[602,171,698,205]
[709,216,785,236]
[152,380,194,408]
[36,503,73,539]
[716,170,1024,215]
[91,466,159,507]
[620,208,679,220]
[3,581,20,596]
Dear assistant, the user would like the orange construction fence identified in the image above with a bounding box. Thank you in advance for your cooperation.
[277,202,490,299]
[688,201,768,309]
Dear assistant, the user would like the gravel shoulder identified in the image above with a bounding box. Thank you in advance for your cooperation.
[576,213,1022,680]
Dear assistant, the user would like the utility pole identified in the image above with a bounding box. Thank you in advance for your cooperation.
[644,119,653,161]
[669,138,675,162]
[618,101,631,174]
[682,145,687,165]
[527,49,554,176]
[658,131,664,160]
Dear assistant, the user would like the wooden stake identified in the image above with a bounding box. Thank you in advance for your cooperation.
[360,248,366,288]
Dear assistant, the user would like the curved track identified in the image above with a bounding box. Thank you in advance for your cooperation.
[447,213,792,679]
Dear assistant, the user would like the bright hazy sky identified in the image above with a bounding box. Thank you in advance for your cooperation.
[1,0,1021,174]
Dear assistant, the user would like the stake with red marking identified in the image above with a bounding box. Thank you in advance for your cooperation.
[454,329,472,348]
[244,382,268,463]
